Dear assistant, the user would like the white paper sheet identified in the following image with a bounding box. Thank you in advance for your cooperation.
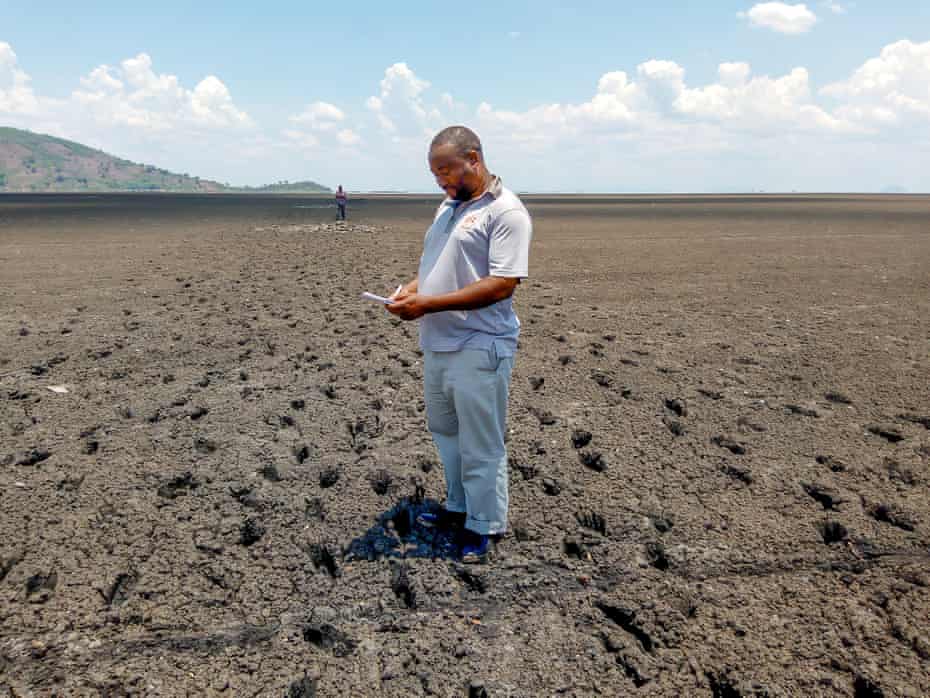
[361,292,395,304]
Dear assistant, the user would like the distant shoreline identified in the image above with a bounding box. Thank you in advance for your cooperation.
[1,191,925,198]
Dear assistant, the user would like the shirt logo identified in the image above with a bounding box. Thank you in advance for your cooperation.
[461,213,480,228]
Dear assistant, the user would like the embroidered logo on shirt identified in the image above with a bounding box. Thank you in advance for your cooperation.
[461,213,480,228]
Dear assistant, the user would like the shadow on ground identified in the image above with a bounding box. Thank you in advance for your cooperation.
[345,495,464,562]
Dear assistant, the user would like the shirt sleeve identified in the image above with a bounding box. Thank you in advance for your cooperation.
[488,208,532,278]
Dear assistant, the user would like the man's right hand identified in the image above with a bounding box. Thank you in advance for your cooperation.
[390,279,418,300]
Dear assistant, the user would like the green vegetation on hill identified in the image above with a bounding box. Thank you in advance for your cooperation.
[235,180,330,193]
[0,127,330,193]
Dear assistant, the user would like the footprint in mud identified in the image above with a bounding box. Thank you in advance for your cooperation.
[711,435,746,455]
[576,510,607,535]
[390,561,417,608]
[866,502,917,531]
[801,482,848,510]
[287,675,318,698]
[852,675,885,698]
[817,519,848,544]
[825,391,853,405]
[308,542,340,577]
[885,459,917,486]
[571,429,593,449]
[705,671,744,698]
[101,571,138,607]
[305,498,325,521]
[26,570,58,603]
[193,436,217,455]
[468,681,490,698]
[664,398,687,417]
[866,424,904,443]
[644,541,669,571]
[259,461,282,482]
[454,565,488,593]
[664,419,686,436]
[302,619,356,657]
[595,600,656,655]
[579,450,608,472]
[368,469,393,495]
[563,535,587,559]
[785,404,820,418]
[898,413,930,430]
[230,484,263,511]
[239,518,266,546]
[510,457,538,481]
[187,407,210,421]
[415,454,437,473]
[723,464,753,485]
[16,449,51,466]
[294,444,312,464]
[528,407,558,426]
[319,467,340,488]
[816,455,847,472]
[158,471,199,499]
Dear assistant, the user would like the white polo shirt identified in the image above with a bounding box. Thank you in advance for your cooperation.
[417,175,532,355]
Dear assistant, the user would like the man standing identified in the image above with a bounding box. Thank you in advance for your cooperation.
[335,185,347,220]
[387,126,532,563]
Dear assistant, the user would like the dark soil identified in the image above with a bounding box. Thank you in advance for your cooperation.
[1,193,929,696]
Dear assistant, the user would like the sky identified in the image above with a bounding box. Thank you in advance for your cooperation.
[2,1,930,192]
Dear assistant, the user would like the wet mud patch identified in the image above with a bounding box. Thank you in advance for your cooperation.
[345,497,461,562]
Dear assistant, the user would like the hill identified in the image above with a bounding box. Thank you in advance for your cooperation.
[236,180,331,194]
[0,127,329,193]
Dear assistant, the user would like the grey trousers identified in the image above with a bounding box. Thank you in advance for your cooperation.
[423,346,514,535]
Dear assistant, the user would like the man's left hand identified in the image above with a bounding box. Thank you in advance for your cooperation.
[386,293,432,320]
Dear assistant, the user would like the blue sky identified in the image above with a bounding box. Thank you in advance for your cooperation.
[2,1,930,191]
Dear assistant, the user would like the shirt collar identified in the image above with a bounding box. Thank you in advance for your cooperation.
[445,174,503,207]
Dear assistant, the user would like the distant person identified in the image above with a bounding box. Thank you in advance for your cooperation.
[387,125,532,563]
[335,185,347,220]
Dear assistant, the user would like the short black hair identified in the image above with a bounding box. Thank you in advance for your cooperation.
[430,125,483,158]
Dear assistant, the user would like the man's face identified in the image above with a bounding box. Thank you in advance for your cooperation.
[428,144,480,201]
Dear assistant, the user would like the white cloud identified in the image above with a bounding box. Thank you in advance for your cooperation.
[477,57,855,148]
[289,101,345,130]
[80,65,123,92]
[0,41,42,114]
[718,62,752,86]
[740,3,818,34]
[283,128,319,149]
[284,101,361,151]
[822,39,930,125]
[2,38,929,192]
[190,76,252,128]
[823,1,847,14]
[336,128,361,146]
[365,62,444,138]
[71,52,252,131]
[675,64,856,132]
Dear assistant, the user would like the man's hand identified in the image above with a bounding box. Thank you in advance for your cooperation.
[386,275,519,322]
[386,291,432,321]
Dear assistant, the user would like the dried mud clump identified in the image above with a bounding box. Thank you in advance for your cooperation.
[579,450,608,472]
[239,518,266,546]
